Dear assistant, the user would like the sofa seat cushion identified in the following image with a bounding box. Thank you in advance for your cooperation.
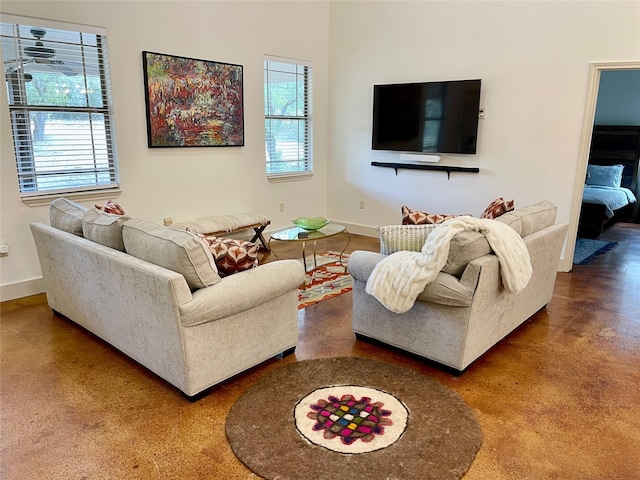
[82,208,131,251]
[50,198,88,236]
[122,219,221,290]
[417,272,474,306]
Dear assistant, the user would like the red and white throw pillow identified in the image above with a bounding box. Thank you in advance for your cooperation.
[95,200,126,216]
[401,206,461,225]
[480,198,515,220]
[199,235,259,277]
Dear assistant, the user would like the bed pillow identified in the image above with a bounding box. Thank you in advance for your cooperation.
[377,224,438,255]
[586,164,624,187]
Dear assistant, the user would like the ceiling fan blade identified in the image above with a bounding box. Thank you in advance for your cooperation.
[4,65,21,75]
[3,58,35,75]
[32,57,77,76]
[49,62,78,76]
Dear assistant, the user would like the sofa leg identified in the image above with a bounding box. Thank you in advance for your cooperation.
[355,332,468,376]
[278,346,296,358]
[182,388,212,403]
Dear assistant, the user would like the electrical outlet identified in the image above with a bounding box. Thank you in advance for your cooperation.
[0,243,8,256]
[279,202,284,212]
[163,217,173,226]
[360,200,365,210]
[478,108,486,119]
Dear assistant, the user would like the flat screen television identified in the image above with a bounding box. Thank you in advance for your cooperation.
[372,79,481,155]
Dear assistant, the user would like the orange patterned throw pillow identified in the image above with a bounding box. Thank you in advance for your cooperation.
[199,235,259,276]
[480,197,515,219]
[95,200,126,216]
[401,206,461,225]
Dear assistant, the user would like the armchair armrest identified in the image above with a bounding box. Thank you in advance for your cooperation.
[179,259,305,327]
[348,250,386,282]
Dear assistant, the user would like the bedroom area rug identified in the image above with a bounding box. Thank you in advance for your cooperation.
[225,357,482,480]
[573,238,617,265]
[298,251,352,309]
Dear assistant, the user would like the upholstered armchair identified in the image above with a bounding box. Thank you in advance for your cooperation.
[348,201,568,373]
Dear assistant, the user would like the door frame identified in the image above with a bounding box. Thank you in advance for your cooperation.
[562,60,640,272]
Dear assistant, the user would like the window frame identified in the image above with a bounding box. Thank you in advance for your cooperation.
[1,15,120,202]
[264,55,313,180]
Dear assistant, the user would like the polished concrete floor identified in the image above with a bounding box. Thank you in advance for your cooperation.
[1,223,639,479]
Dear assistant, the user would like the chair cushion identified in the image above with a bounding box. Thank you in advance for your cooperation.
[50,197,88,236]
[122,218,221,290]
[417,272,474,307]
[82,208,131,251]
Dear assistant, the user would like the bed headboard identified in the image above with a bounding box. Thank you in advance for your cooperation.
[589,125,640,190]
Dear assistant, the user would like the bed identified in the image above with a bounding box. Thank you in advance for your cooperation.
[578,126,640,238]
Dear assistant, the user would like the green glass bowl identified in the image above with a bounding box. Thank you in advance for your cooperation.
[292,216,330,231]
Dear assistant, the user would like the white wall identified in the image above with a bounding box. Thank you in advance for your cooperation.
[2,1,640,300]
[326,1,640,247]
[0,1,330,300]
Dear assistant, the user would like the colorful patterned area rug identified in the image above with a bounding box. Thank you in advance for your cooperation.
[225,357,482,480]
[298,251,352,309]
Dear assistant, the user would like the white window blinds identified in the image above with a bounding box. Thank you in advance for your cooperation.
[264,56,313,177]
[1,16,119,196]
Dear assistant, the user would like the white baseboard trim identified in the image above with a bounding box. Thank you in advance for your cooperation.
[1,277,45,302]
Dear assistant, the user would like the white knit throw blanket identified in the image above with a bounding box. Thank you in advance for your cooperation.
[365,216,532,314]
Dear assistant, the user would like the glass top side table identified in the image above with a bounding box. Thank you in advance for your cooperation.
[269,223,350,274]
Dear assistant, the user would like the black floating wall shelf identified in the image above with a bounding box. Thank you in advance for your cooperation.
[371,162,480,179]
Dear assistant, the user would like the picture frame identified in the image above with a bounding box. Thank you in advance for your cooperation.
[142,51,244,148]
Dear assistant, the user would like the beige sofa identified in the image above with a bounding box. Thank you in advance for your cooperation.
[31,199,305,398]
[348,201,568,373]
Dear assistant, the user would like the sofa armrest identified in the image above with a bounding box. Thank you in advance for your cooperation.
[179,259,305,327]
[460,254,496,291]
[348,250,386,282]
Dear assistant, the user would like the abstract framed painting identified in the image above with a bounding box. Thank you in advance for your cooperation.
[142,51,244,147]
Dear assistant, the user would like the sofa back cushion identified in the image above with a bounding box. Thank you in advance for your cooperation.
[442,231,493,277]
[50,198,88,236]
[442,200,557,277]
[496,200,557,237]
[82,208,131,251]
[122,218,221,290]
